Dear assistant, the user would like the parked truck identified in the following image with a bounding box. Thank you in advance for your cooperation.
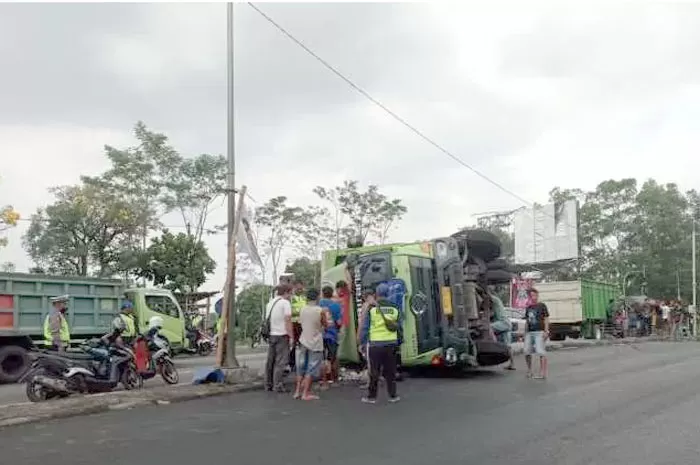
[0,272,189,383]
[534,280,619,341]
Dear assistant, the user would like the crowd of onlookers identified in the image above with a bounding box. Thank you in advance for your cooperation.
[608,298,692,339]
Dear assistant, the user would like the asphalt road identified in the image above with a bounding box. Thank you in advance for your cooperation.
[0,350,267,406]
[2,341,699,465]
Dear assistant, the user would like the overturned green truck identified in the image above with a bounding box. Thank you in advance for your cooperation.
[321,229,514,370]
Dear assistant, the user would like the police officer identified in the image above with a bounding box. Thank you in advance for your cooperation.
[289,280,306,371]
[359,285,401,404]
[44,294,71,351]
[375,283,404,382]
[118,300,138,345]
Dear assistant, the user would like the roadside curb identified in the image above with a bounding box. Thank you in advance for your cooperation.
[0,380,266,430]
[510,336,663,355]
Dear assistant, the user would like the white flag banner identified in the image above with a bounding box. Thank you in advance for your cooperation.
[237,204,263,267]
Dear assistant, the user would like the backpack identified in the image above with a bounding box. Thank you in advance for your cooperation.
[260,298,282,342]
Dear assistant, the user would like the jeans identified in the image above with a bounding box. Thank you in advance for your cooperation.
[265,335,289,390]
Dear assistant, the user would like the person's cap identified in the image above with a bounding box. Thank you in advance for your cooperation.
[50,294,69,304]
[121,300,134,310]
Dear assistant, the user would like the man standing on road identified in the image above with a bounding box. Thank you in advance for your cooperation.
[289,280,306,373]
[524,288,549,379]
[265,284,293,393]
[293,288,327,401]
[359,285,401,404]
[320,285,343,388]
[44,295,71,351]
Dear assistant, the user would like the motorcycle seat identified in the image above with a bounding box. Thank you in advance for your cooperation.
[43,351,95,361]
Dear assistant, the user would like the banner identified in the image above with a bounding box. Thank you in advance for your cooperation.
[511,278,534,309]
[237,204,263,267]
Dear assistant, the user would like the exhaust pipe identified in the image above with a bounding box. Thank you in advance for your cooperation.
[33,375,70,394]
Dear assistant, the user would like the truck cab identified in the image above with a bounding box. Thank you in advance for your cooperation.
[124,288,188,351]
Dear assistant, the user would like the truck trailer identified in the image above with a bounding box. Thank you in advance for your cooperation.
[534,280,618,341]
[0,272,189,383]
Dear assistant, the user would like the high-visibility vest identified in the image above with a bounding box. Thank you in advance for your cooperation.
[43,312,70,346]
[291,295,306,323]
[368,306,399,343]
[192,315,203,329]
[120,313,137,338]
[216,318,222,334]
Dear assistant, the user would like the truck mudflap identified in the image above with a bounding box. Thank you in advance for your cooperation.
[474,340,511,366]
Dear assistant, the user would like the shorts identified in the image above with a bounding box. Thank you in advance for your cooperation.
[295,344,323,378]
[323,340,338,362]
[523,331,546,356]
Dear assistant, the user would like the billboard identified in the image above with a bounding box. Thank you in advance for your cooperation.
[513,200,579,265]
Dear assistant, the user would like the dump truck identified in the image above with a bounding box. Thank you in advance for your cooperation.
[0,272,189,383]
[321,229,515,370]
[534,280,619,341]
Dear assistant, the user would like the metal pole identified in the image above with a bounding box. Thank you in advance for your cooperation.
[225,1,237,366]
[677,269,681,301]
[693,219,697,337]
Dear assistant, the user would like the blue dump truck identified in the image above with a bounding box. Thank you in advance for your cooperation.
[0,272,189,383]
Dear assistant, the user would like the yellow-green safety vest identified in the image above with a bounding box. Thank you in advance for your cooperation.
[43,312,70,347]
[192,315,203,329]
[216,318,222,334]
[119,313,136,337]
[368,306,399,343]
[291,295,306,323]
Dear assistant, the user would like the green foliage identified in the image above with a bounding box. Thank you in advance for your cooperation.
[254,196,307,281]
[313,181,407,246]
[545,178,698,300]
[0,177,20,248]
[23,184,142,276]
[236,283,273,341]
[134,229,216,293]
[285,257,321,287]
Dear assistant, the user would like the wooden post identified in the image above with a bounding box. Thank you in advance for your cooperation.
[216,185,247,368]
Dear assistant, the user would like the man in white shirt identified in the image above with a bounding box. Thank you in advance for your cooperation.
[264,284,293,393]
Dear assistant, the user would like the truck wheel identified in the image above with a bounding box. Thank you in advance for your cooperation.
[0,345,30,383]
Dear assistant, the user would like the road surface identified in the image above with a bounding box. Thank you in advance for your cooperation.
[1,341,698,465]
[0,350,267,406]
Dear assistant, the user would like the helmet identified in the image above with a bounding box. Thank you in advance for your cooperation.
[111,316,127,333]
[148,316,164,330]
[375,283,390,298]
[121,300,134,310]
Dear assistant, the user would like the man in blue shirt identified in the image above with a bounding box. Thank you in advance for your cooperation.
[320,285,343,388]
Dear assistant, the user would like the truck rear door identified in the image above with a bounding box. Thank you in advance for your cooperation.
[536,281,583,323]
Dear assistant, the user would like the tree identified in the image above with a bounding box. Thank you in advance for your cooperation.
[23,184,141,276]
[313,180,407,246]
[236,284,272,342]
[82,122,180,262]
[160,153,227,243]
[0,178,20,248]
[254,196,306,283]
[295,205,336,261]
[0,262,15,272]
[285,257,321,288]
[134,229,216,293]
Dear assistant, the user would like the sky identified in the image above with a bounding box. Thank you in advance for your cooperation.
[1,1,700,292]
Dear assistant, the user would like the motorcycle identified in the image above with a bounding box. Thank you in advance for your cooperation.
[183,328,215,356]
[133,333,179,385]
[21,341,139,402]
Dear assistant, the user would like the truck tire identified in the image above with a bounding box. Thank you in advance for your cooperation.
[452,229,502,262]
[485,269,514,284]
[486,258,509,270]
[0,345,31,383]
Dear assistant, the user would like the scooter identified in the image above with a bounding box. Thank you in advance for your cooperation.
[21,341,139,402]
[133,333,179,385]
[183,328,215,356]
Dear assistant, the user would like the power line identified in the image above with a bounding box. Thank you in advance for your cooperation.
[247,2,583,251]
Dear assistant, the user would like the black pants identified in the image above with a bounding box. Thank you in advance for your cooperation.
[265,335,289,390]
[368,344,398,399]
[288,323,302,370]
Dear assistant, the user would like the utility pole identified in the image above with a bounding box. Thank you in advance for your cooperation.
[693,219,697,337]
[224,1,238,367]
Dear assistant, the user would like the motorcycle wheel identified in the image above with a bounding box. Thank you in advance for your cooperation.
[25,375,49,403]
[160,359,179,385]
[198,342,212,357]
[121,363,140,390]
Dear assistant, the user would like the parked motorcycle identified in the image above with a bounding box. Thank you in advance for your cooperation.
[133,332,179,385]
[21,341,139,402]
[183,328,215,356]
